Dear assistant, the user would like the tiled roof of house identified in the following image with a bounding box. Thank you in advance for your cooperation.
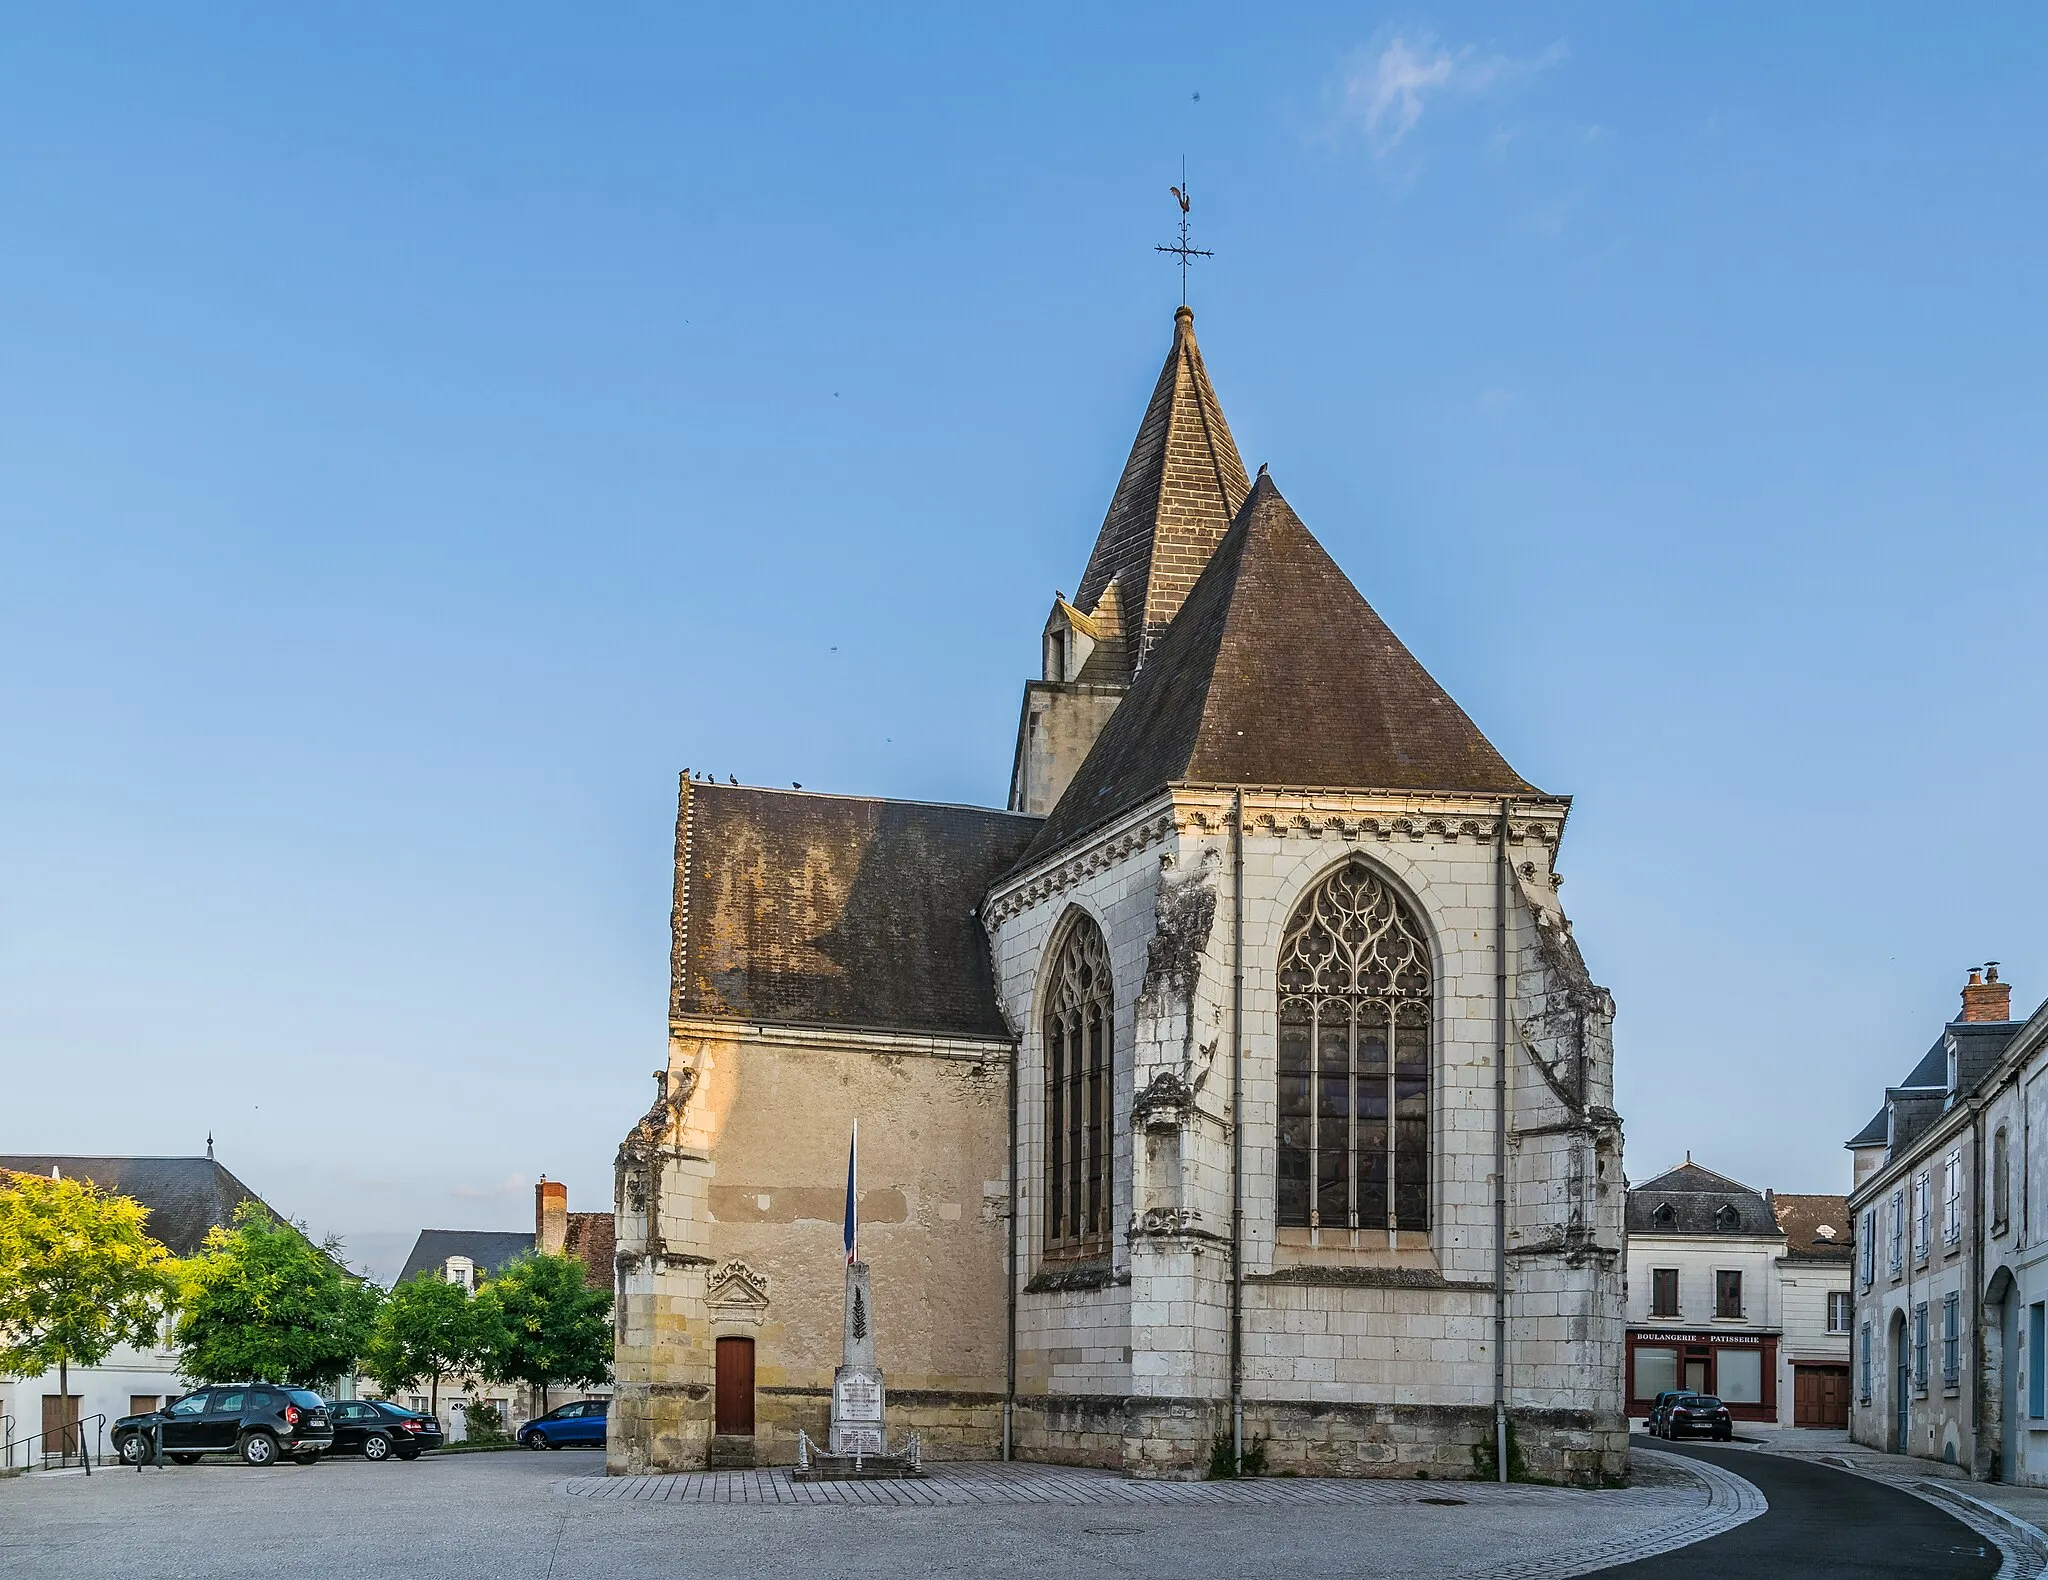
[1024,472,1539,863]
[1773,1192,1853,1262]
[563,1211,615,1291]
[1073,306,1252,674]
[1626,1161,1779,1238]
[395,1229,535,1285]
[0,1155,269,1257]
[674,781,1040,1038]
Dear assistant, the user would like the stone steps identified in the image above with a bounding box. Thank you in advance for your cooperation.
[707,1434,757,1470]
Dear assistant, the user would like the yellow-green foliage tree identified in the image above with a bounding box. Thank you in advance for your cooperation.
[364,1272,488,1416]
[475,1253,611,1414]
[175,1202,380,1388]
[0,1171,176,1444]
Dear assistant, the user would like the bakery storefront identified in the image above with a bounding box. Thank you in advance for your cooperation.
[1626,1328,1779,1422]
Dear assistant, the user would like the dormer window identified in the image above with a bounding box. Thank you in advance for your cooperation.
[1652,1203,1676,1229]
[1714,1203,1740,1231]
[444,1255,476,1293]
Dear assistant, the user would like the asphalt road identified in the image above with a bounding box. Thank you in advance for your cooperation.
[1607,1443,2000,1580]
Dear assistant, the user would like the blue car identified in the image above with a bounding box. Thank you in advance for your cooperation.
[518,1399,608,1449]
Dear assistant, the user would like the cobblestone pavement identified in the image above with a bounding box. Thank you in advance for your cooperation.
[564,1448,1767,1579]
[0,1444,1760,1580]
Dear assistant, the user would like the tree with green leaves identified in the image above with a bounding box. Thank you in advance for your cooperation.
[0,1171,177,1450]
[174,1201,380,1388]
[363,1271,490,1415]
[475,1253,611,1412]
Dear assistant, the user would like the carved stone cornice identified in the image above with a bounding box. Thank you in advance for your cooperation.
[984,811,1177,927]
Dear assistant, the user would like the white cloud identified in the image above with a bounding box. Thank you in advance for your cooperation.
[453,1172,527,1200]
[1344,34,1569,155]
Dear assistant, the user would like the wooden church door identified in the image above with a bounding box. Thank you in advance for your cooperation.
[715,1337,755,1435]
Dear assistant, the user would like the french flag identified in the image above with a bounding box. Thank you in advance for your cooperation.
[842,1120,858,1266]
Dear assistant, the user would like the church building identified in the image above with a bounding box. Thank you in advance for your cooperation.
[610,305,1626,1482]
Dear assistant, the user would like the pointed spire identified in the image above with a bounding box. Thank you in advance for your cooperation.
[1026,472,1538,860]
[1073,307,1251,674]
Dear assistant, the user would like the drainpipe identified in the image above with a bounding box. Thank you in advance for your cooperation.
[1494,799,1512,1483]
[1231,788,1246,1472]
[1005,990,1020,1461]
[1971,1101,1985,1476]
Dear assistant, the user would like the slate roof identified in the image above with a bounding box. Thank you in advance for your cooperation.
[396,1229,536,1285]
[1626,1161,1779,1238]
[1842,1019,2025,1150]
[1073,306,1252,674]
[1774,1193,1853,1262]
[395,1214,614,1291]
[0,1155,269,1257]
[1025,472,1539,863]
[674,781,1041,1038]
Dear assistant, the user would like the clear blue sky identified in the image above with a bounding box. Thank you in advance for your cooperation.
[5,7,2045,1282]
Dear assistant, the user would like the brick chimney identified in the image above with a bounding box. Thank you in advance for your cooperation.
[536,1176,568,1256]
[1961,964,2012,1024]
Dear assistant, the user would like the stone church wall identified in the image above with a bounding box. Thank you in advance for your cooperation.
[985,790,1626,1483]
[610,1021,1013,1472]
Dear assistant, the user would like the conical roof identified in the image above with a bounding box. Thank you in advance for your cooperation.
[1074,306,1252,673]
[1025,472,1537,861]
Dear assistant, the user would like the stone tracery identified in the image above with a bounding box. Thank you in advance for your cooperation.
[1044,914,1114,1256]
[1276,861,1433,1234]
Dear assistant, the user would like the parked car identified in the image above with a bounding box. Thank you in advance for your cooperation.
[113,1384,333,1466]
[1662,1394,1734,1441]
[1644,1389,1698,1438]
[517,1399,609,1449]
[327,1399,445,1461]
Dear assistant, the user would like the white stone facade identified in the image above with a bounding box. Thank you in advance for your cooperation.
[984,788,1626,1480]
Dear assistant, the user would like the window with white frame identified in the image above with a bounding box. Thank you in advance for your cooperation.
[1861,1209,1876,1289]
[1913,1302,1929,1392]
[1859,1321,1873,1402]
[1943,1149,1963,1245]
[1914,1173,1931,1265]
[1943,1292,1961,1388]
[1828,1290,1854,1333]
[1889,1189,1905,1276]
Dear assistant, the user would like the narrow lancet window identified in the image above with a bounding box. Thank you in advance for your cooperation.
[1276,862,1432,1235]
[1044,917,1114,1255]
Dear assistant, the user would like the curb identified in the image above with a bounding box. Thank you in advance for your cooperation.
[1911,1481,2048,1580]
[1453,1445,1768,1580]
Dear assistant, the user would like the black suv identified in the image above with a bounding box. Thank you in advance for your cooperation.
[327,1399,444,1461]
[114,1384,334,1466]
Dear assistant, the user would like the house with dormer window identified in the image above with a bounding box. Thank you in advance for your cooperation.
[1624,1158,1851,1427]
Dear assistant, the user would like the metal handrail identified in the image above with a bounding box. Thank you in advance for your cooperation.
[4,1413,107,1475]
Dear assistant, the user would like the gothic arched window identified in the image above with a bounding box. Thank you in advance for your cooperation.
[1044,916,1114,1255]
[1276,862,1432,1234]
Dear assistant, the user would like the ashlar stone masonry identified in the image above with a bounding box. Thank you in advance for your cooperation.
[610,305,1626,1482]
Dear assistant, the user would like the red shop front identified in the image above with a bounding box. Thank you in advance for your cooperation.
[1625,1328,1779,1423]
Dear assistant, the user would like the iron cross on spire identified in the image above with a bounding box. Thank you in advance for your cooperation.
[1155,162,1213,306]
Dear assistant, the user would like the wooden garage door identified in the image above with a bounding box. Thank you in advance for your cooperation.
[1794,1364,1851,1428]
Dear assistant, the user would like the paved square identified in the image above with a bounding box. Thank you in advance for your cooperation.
[0,1447,1754,1580]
